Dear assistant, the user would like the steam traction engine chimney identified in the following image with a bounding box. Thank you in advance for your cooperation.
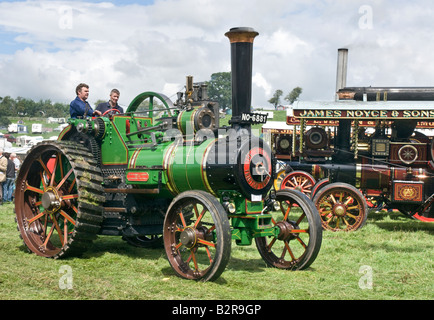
[335,48,352,162]
[335,48,348,100]
[225,27,259,130]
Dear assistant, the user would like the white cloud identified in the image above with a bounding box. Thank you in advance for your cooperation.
[252,72,272,98]
[0,0,434,108]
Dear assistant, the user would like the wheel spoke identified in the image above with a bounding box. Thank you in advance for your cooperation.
[42,224,56,248]
[320,209,332,216]
[204,246,213,264]
[64,218,68,245]
[197,239,216,248]
[346,212,358,220]
[179,211,187,228]
[282,201,292,220]
[342,217,350,226]
[267,237,277,251]
[343,196,353,206]
[347,205,359,211]
[67,178,76,194]
[59,210,76,226]
[37,158,52,180]
[330,194,337,204]
[56,167,74,191]
[61,194,79,201]
[50,213,65,246]
[300,179,309,187]
[190,250,199,271]
[49,155,59,187]
[193,208,207,228]
[193,204,200,218]
[295,236,307,249]
[39,171,48,191]
[289,229,308,234]
[27,211,46,225]
[287,180,296,188]
[284,241,296,261]
[25,182,44,195]
[295,212,306,225]
[175,242,183,250]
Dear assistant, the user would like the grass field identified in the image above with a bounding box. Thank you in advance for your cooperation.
[0,201,432,301]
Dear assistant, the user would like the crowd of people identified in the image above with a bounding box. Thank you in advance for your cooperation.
[0,148,20,205]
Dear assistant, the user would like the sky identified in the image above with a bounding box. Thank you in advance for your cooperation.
[0,0,434,109]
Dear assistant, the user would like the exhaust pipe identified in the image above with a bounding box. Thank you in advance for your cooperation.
[334,48,352,162]
[225,27,259,130]
[336,48,348,100]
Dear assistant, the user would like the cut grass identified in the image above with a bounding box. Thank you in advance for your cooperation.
[1,202,432,300]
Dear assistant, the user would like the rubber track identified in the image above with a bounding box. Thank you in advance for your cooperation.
[18,141,105,259]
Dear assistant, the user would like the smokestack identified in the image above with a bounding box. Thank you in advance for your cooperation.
[334,48,352,161]
[225,27,259,129]
[336,48,348,101]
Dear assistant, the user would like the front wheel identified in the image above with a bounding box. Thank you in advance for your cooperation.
[163,190,231,281]
[312,182,368,231]
[255,189,322,270]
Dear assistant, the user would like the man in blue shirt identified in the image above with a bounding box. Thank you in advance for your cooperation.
[96,89,124,115]
[70,83,102,118]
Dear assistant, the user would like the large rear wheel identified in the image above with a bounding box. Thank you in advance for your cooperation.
[14,141,104,258]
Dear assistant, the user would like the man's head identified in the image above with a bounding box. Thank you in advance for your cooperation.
[0,148,3,155]
[10,153,16,159]
[76,83,89,101]
[110,89,120,105]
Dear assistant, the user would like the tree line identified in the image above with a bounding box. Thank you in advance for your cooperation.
[207,72,302,110]
[0,72,301,127]
[0,96,69,127]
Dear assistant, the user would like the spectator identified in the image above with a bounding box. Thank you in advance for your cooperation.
[10,153,21,172]
[0,148,7,205]
[9,153,20,202]
[2,153,15,203]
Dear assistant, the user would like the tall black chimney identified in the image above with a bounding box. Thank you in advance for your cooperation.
[225,27,258,129]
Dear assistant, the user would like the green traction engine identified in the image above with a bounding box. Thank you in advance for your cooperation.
[14,27,322,281]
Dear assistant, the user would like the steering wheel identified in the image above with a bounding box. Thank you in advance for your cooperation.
[102,108,122,116]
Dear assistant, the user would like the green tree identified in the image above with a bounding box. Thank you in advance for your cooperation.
[0,96,16,117]
[207,72,232,110]
[285,87,303,104]
[0,116,11,128]
[268,89,283,109]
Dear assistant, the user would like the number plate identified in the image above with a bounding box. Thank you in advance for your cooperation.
[240,113,268,124]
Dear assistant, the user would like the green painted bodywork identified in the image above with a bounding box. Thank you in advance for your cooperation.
[64,91,278,246]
